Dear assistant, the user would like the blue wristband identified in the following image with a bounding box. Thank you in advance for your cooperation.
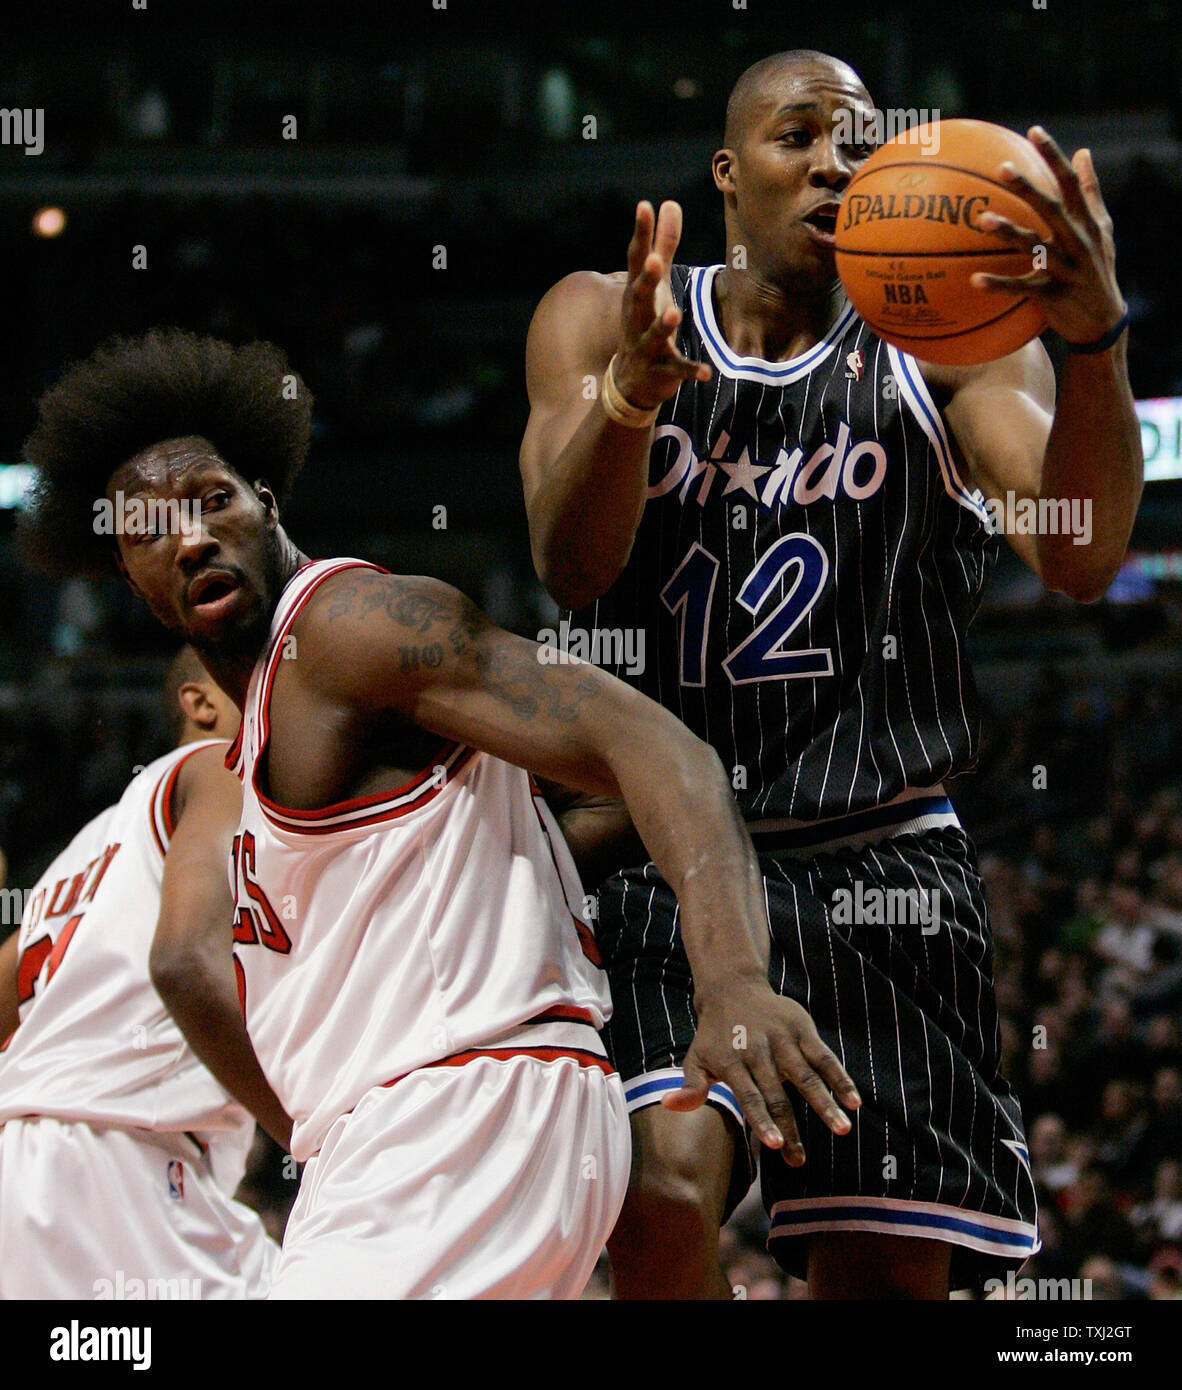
[1063,307,1129,354]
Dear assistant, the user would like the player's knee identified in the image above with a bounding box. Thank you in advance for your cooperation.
[608,1175,718,1296]
[606,1099,737,1295]
[608,1143,728,1297]
[621,1160,717,1250]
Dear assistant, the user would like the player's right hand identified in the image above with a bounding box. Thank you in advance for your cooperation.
[613,200,712,410]
[664,979,861,1164]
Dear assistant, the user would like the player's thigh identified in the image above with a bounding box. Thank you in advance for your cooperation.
[272,1057,629,1300]
[0,1117,275,1299]
[808,1231,953,1300]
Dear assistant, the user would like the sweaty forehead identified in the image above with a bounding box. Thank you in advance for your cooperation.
[108,436,227,495]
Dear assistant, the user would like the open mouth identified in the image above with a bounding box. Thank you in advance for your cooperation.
[187,571,242,618]
[803,206,841,244]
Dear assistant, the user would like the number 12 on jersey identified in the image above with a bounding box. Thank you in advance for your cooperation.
[659,534,835,687]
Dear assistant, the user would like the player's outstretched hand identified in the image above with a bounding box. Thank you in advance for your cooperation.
[613,199,712,410]
[970,126,1125,348]
[663,979,861,1164]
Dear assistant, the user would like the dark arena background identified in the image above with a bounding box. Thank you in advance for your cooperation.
[1,0,1180,1314]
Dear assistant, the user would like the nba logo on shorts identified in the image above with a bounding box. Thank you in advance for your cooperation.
[167,1159,185,1200]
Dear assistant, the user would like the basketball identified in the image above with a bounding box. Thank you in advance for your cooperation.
[834,119,1058,364]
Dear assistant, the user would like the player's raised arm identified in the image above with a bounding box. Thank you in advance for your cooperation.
[520,199,711,610]
[940,129,1142,603]
[150,745,293,1149]
[294,569,860,1159]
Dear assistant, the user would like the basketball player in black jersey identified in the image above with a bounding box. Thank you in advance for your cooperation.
[521,50,1142,1298]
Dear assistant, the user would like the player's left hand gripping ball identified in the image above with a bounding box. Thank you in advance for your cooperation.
[973,127,1126,350]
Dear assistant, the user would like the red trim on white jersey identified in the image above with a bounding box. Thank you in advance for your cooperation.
[257,743,480,835]
[383,1046,616,1089]
[148,739,229,861]
[239,558,479,836]
[526,788,605,968]
[223,726,244,776]
[254,560,373,757]
[223,559,321,778]
[521,1003,598,1026]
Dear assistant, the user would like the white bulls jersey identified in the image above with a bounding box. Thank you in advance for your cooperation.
[226,559,613,1162]
[0,743,256,1192]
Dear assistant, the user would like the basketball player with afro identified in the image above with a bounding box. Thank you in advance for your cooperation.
[520,50,1142,1297]
[20,329,860,1298]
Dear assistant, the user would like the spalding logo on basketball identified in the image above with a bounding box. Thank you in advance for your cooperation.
[834,119,1058,364]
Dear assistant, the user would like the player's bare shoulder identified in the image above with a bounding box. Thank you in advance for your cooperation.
[288,567,487,708]
[525,270,628,392]
[171,739,239,828]
[532,268,627,326]
[298,569,482,643]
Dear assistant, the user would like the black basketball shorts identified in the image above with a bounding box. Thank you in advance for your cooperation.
[594,795,1040,1290]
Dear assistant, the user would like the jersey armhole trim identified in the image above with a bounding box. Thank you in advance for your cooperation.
[250,559,479,835]
[149,740,232,861]
[887,344,993,526]
[255,558,390,754]
[526,788,605,968]
[223,560,328,776]
[255,740,479,835]
[224,726,245,776]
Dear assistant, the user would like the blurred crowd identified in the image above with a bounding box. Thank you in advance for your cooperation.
[982,788,1182,1301]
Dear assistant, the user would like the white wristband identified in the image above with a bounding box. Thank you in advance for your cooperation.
[601,354,660,429]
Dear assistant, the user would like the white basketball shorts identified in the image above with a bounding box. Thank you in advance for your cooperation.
[0,1116,278,1300]
[269,1043,630,1300]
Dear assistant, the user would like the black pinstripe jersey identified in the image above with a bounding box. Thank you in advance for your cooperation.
[570,263,1001,823]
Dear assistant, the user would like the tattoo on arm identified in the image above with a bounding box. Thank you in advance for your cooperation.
[386,587,457,634]
[397,644,444,672]
[322,570,597,722]
[323,579,363,622]
[474,642,601,724]
[324,572,484,649]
